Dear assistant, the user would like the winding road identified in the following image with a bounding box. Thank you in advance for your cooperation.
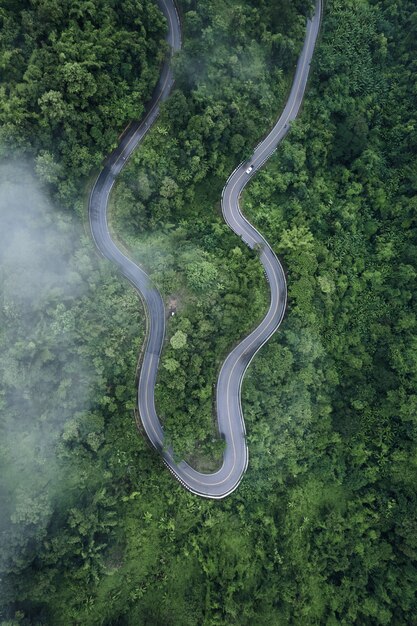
[89,0,322,498]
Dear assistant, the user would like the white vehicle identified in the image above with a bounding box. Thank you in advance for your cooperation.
[245,165,253,174]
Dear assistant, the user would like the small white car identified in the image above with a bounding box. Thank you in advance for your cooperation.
[245,165,253,174]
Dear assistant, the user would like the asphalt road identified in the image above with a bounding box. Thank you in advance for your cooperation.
[89,0,322,499]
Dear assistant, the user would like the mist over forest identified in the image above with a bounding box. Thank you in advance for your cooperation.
[0,162,88,596]
[1,0,417,624]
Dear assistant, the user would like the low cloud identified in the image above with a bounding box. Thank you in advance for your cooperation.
[0,161,92,607]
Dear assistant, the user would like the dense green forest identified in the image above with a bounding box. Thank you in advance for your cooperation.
[0,0,165,205]
[1,0,417,624]
[112,0,312,462]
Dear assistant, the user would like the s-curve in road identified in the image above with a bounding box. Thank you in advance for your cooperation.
[89,0,322,499]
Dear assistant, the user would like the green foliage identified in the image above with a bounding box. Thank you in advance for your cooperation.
[0,0,165,205]
[240,0,417,621]
[0,162,144,620]
[111,0,309,460]
[1,0,417,624]
[170,329,188,350]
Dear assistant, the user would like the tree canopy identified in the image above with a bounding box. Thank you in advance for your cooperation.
[1,0,417,624]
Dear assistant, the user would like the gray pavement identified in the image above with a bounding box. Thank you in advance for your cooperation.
[89,0,322,498]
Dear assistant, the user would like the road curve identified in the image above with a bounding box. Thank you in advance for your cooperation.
[89,0,322,498]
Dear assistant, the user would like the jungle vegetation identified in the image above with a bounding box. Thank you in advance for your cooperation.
[1,0,417,624]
